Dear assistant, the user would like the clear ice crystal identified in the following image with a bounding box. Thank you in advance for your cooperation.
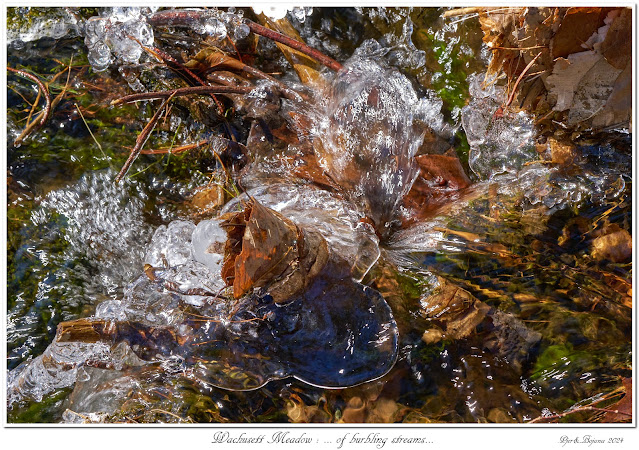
[7,8,80,46]
[191,218,226,277]
[310,57,445,233]
[462,73,538,179]
[144,220,195,268]
[83,8,155,71]
[7,341,112,405]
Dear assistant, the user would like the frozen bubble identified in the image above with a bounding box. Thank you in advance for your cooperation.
[88,44,113,72]
[108,6,142,22]
[292,7,307,23]
[191,219,226,276]
[201,18,227,39]
[253,6,290,20]
[125,21,154,47]
[145,220,196,268]
[462,73,538,179]
[84,18,108,49]
[82,10,154,71]
[233,23,250,40]
[95,300,127,321]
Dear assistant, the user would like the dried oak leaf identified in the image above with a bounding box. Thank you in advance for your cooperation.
[222,200,329,303]
[478,8,521,81]
[591,62,631,129]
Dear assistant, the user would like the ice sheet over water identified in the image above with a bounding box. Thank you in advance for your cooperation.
[33,170,153,294]
[462,73,538,179]
[7,341,113,405]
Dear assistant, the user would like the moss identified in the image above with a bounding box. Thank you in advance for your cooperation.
[9,388,72,423]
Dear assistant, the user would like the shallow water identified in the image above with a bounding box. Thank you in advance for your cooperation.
[6,7,632,423]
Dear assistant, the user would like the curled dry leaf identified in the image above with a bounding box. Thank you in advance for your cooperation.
[403,153,471,223]
[221,199,329,303]
[591,225,632,263]
[420,278,490,341]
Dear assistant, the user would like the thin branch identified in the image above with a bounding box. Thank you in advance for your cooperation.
[246,20,343,72]
[146,10,343,72]
[139,139,209,155]
[443,7,522,18]
[115,94,175,183]
[13,66,73,146]
[143,44,226,115]
[202,51,305,101]
[503,51,543,109]
[111,85,252,106]
[7,67,51,133]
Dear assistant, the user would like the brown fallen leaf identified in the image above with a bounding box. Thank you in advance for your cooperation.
[403,154,471,223]
[591,62,631,129]
[600,8,632,69]
[190,184,225,212]
[551,8,609,59]
[548,137,578,165]
[222,199,329,303]
[603,377,632,422]
[591,225,632,263]
[256,14,325,89]
[420,278,490,341]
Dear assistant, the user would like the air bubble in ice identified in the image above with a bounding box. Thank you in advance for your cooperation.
[191,218,226,276]
[233,23,250,40]
[144,220,195,268]
[202,18,227,39]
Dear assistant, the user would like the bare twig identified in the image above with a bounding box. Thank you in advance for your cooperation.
[115,94,175,183]
[246,20,343,72]
[443,7,522,18]
[202,51,305,101]
[111,85,252,106]
[139,139,210,155]
[147,10,343,72]
[504,51,543,109]
[8,66,52,139]
[143,45,226,115]
[529,405,631,423]
[13,66,75,146]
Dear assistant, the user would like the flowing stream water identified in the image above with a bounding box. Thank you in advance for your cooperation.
[6,7,632,423]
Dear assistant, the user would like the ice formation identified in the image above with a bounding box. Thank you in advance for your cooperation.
[7,8,80,47]
[83,8,156,71]
[310,54,445,236]
[462,73,538,179]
